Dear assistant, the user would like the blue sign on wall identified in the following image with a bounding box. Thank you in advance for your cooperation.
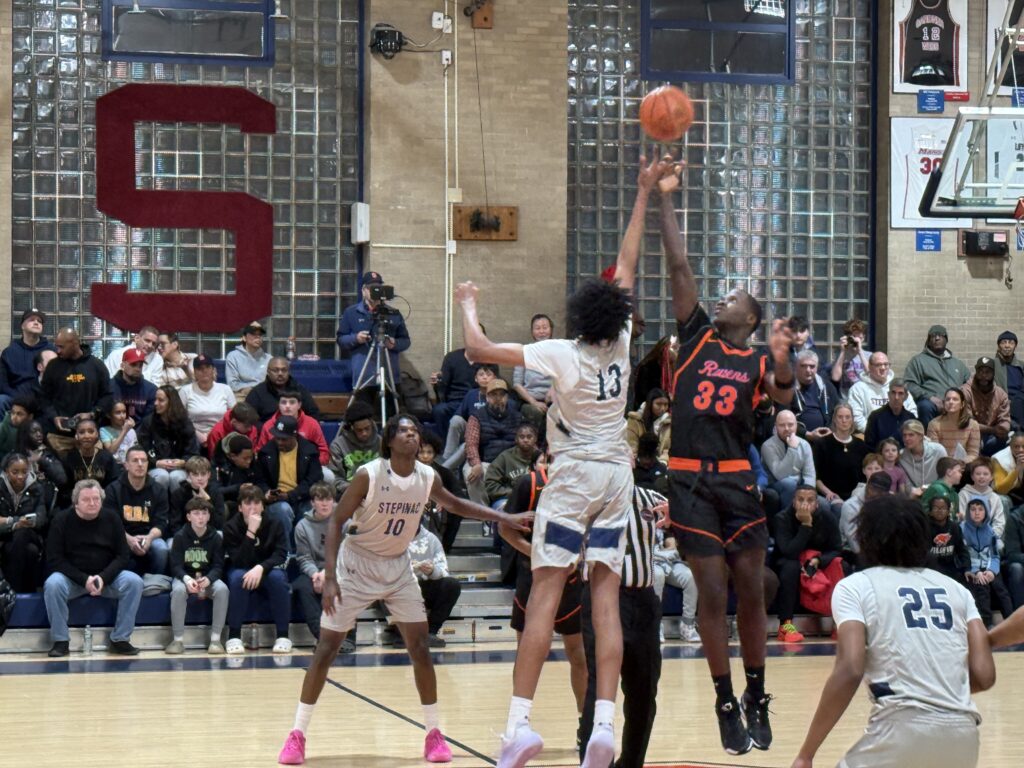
[917,90,944,113]
[916,229,942,251]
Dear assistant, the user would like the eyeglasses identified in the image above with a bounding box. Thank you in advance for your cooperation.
[871,362,891,368]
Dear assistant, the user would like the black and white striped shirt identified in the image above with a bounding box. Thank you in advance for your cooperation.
[621,486,664,589]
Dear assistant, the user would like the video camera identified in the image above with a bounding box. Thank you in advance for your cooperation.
[368,284,395,302]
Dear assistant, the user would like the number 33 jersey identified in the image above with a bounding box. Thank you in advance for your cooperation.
[522,320,632,465]
[671,306,766,462]
[346,458,436,558]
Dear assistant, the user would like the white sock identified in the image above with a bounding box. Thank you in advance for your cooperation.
[594,699,615,729]
[293,702,315,734]
[505,696,533,738]
[423,703,440,732]
[173,635,184,642]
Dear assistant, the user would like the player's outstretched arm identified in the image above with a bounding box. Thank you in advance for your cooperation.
[765,318,796,404]
[990,604,1024,649]
[968,617,996,692]
[658,162,697,324]
[613,153,667,293]
[429,475,532,531]
[455,282,525,367]
[791,620,866,768]
[321,469,369,614]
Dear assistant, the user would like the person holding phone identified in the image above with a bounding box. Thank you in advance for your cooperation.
[0,452,48,592]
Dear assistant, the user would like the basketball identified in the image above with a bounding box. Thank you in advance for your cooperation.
[639,85,694,142]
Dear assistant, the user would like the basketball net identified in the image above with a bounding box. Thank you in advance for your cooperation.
[1009,197,1024,288]
[744,0,786,18]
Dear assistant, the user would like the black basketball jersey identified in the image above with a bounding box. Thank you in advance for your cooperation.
[505,467,547,543]
[899,0,960,86]
[670,306,766,463]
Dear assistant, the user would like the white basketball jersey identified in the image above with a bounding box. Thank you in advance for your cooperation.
[345,458,436,558]
[522,320,632,464]
[832,567,981,722]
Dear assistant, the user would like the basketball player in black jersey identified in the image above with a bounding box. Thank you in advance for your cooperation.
[656,161,795,756]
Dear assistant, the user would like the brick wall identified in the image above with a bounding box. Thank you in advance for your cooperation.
[365,0,567,380]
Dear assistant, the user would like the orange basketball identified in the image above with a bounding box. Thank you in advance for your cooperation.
[639,85,694,142]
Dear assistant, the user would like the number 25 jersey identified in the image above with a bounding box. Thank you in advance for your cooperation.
[670,306,766,462]
[346,458,435,558]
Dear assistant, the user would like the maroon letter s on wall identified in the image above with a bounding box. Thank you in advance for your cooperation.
[94,84,276,332]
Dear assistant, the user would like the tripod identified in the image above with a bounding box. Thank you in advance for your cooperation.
[353,328,399,424]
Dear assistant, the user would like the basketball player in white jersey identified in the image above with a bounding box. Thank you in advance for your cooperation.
[791,495,995,768]
[277,414,530,766]
[456,154,677,768]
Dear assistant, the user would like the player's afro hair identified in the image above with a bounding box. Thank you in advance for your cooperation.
[856,496,930,569]
[566,278,634,346]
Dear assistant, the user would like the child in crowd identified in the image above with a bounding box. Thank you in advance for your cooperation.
[920,457,964,519]
[958,458,1006,538]
[100,400,137,466]
[417,430,464,553]
[293,482,354,652]
[167,498,228,655]
[877,437,909,496]
[961,497,1014,628]
[168,455,225,537]
[652,529,700,642]
[925,495,968,583]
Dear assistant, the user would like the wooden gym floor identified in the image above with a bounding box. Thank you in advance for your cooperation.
[1,640,1023,768]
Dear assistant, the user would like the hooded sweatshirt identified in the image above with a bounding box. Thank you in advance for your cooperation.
[101,472,170,537]
[225,344,271,393]
[1,335,55,396]
[327,420,381,492]
[170,524,225,583]
[927,510,969,580]
[903,345,971,402]
[295,510,332,576]
[898,440,948,488]
[0,471,46,535]
[961,497,1002,575]
[40,345,113,430]
[847,369,919,432]
[958,484,1005,538]
[110,370,157,422]
[206,413,259,461]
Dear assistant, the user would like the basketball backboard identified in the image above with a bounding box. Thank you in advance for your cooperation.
[919,0,1024,220]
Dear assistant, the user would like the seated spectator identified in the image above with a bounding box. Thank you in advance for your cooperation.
[898,419,947,492]
[110,348,156,423]
[21,348,56,406]
[992,432,1024,500]
[0,452,48,592]
[925,494,968,583]
[17,418,66,495]
[102,446,170,577]
[904,325,970,426]
[41,327,113,453]
[44,479,143,656]
[0,394,36,458]
[962,497,1014,627]
[245,356,319,426]
[1,308,55,402]
[430,341,481,439]
[417,431,464,553]
[168,455,226,538]
[136,385,201,488]
[839,463,891,565]
[760,409,816,512]
[292,483,349,649]
[1004,502,1024,608]
[625,388,671,458]
[327,400,381,495]
[634,432,669,493]
[166,498,228,655]
[994,330,1024,428]
[441,363,499,469]
[926,387,981,463]
[178,353,236,448]
[59,417,121,506]
[255,415,323,544]
[256,391,333,486]
[828,317,871,398]
[153,332,196,390]
[813,403,870,518]
[920,457,964,519]
[652,529,700,642]
[773,485,842,643]
[104,326,162,383]
[877,437,910,495]
[407,522,462,647]
[962,357,1011,457]
[484,423,540,509]
[214,434,259,509]
[512,313,555,431]
[959,458,1006,536]
[223,483,291,654]
[787,316,822,367]
[225,322,271,397]
[863,377,916,450]
[849,355,918,436]
[206,402,260,463]
[788,350,839,438]
[464,379,521,504]
[100,400,137,466]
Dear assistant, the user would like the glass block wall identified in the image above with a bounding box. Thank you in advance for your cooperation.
[10,0,362,359]
[567,0,874,355]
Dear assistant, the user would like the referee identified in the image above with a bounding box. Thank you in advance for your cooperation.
[577,485,664,768]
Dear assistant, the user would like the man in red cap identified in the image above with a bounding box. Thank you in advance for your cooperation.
[111,348,157,422]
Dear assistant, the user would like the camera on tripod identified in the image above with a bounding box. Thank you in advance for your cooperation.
[368,284,395,302]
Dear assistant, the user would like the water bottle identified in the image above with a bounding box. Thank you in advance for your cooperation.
[373,620,384,647]
[248,622,260,650]
[82,625,93,656]
[286,336,297,361]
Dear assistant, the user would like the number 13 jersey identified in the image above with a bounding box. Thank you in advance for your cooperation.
[522,320,632,465]
[346,458,436,558]
[671,306,766,462]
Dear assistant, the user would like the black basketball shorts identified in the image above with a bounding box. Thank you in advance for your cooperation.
[510,564,584,636]
[668,469,767,557]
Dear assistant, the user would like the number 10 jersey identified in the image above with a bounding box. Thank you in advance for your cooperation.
[670,306,766,462]
[345,458,435,558]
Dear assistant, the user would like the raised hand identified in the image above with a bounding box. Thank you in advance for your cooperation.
[768,317,794,363]
[454,281,479,305]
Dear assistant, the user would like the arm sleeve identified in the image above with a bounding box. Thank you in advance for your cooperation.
[294,521,320,577]
[465,416,482,466]
[390,314,411,353]
[336,307,360,351]
[46,514,88,586]
[170,532,187,580]
[800,442,817,486]
[260,518,288,572]
[483,455,510,500]
[98,515,132,586]
[206,534,225,584]
[522,340,579,387]
[903,357,927,401]
[774,514,814,559]
[830,579,865,627]
[848,386,869,432]
[225,353,241,391]
[150,484,169,536]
